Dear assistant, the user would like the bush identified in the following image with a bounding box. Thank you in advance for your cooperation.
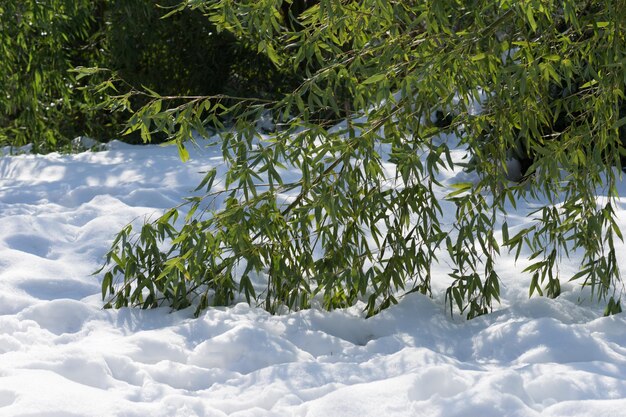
[0,0,296,150]
[98,0,626,318]
[0,0,113,151]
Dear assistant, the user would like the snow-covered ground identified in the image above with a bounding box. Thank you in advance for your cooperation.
[2,139,626,417]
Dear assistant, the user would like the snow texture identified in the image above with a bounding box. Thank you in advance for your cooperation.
[1,137,626,417]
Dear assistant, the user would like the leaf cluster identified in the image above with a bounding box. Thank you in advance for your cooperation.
[0,0,299,150]
[99,0,626,318]
[0,0,113,150]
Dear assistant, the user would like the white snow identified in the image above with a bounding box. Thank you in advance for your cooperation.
[1,137,626,417]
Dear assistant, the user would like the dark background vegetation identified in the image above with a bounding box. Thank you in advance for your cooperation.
[0,0,305,150]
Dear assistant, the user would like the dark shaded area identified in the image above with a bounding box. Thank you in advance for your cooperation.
[434,110,455,130]
[105,0,301,143]
[280,0,320,30]
[0,0,303,149]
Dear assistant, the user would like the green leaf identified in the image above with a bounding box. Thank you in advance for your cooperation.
[525,7,537,32]
[446,182,473,198]
[102,272,113,300]
[194,169,217,192]
[178,145,190,162]
[471,53,486,61]
[362,73,386,85]
[580,79,598,89]
[502,222,509,243]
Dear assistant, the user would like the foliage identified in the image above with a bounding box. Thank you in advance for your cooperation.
[105,0,297,144]
[0,0,113,151]
[0,0,296,150]
[98,0,626,318]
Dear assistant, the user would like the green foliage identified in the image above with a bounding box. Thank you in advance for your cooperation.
[604,296,622,316]
[105,1,295,110]
[98,0,626,318]
[0,0,114,151]
[0,0,296,150]
[86,1,301,146]
[107,0,229,98]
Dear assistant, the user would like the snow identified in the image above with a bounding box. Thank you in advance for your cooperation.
[1,138,626,417]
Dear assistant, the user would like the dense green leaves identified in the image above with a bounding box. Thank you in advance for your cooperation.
[98,0,626,318]
[0,0,296,150]
[0,0,112,150]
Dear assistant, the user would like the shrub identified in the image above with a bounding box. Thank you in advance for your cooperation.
[0,0,113,151]
[98,0,626,318]
[0,0,296,150]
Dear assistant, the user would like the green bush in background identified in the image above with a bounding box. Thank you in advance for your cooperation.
[0,0,295,150]
[0,1,109,151]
